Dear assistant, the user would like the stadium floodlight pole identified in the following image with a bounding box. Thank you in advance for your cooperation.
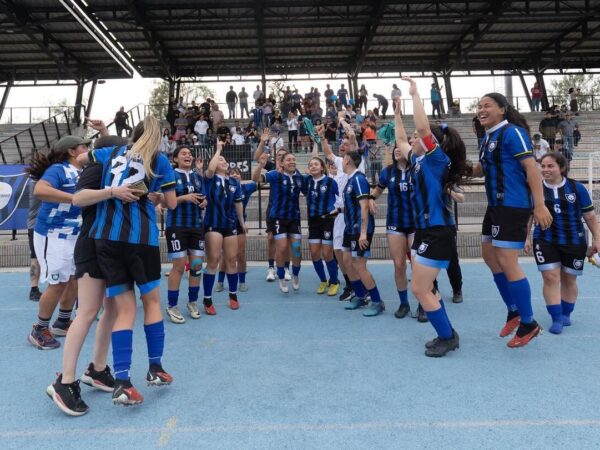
[59,0,139,78]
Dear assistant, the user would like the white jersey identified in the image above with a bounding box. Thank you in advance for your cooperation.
[333,155,365,209]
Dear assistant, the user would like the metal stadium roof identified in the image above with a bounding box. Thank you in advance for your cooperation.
[1,0,600,82]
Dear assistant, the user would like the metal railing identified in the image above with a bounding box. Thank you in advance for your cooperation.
[88,103,145,139]
[0,105,80,125]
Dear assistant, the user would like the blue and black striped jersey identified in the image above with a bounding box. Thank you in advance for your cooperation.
[378,165,414,229]
[305,175,338,218]
[263,170,305,221]
[409,146,454,229]
[343,170,374,235]
[89,145,176,247]
[480,120,534,209]
[533,178,594,246]
[238,181,257,224]
[203,174,243,230]
[166,169,204,229]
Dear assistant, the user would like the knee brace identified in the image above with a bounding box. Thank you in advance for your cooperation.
[291,241,302,258]
[189,258,203,277]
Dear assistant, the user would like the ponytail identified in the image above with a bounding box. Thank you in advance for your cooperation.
[26,147,70,181]
[431,124,469,191]
[130,116,161,178]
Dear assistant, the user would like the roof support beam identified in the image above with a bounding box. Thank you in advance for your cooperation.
[349,0,387,77]
[541,22,600,71]
[0,80,13,122]
[254,1,267,94]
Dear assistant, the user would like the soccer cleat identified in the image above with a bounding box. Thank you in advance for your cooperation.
[284,268,292,281]
[327,282,340,297]
[266,267,276,282]
[499,312,521,337]
[28,325,60,350]
[239,283,248,292]
[425,336,439,349]
[187,302,201,319]
[415,305,428,323]
[29,288,42,302]
[112,379,144,406]
[507,321,542,348]
[215,282,224,292]
[279,279,289,293]
[452,291,463,304]
[561,315,572,326]
[229,294,240,310]
[51,319,72,337]
[147,364,174,386]
[166,306,186,324]
[339,287,354,302]
[317,281,328,295]
[425,330,460,357]
[363,301,385,317]
[47,374,89,417]
[394,304,411,319]
[344,297,368,310]
[549,320,564,335]
[292,276,300,291]
[204,303,216,315]
[80,362,115,392]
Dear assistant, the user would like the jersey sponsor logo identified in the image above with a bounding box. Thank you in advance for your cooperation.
[388,225,397,231]
[565,193,577,203]
[324,231,331,239]
[573,259,583,270]
[51,273,59,281]
[492,225,500,237]
[488,141,497,151]
[417,242,428,254]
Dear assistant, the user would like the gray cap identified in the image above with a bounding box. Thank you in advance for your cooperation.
[54,135,91,152]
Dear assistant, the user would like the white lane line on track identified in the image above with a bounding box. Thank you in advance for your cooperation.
[157,416,178,447]
[4,418,600,438]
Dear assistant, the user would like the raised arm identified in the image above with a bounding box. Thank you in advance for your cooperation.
[205,140,223,179]
[254,128,271,161]
[402,77,431,138]
[252,152,268,183]
[393,98,412,160]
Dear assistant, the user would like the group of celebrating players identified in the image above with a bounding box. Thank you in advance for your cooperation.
[25,78,599,417]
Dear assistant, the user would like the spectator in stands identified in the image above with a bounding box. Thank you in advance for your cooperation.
[211,103,224,129]
[232,127,245,145]
[532,133,550,160]
[391,84,402,102]
[200,98,211,119]
[239,87,249,118]
[262,98,274,127]
[166,104,178,135]
[539,110,558,149]
[313,87,321,110]
[230,120,241,135]
[281,86,292,118]
[337,84,349,107]
[324,116,337,150]
[173,112,189,141]
[368,142,382,184]
[253,85,264,105]
[177,96,186,113]
[373,93,388,119]
[472,115,486,148]
[114,106,133,137]
[430,83,443,119]
[226,86,238,119]
[291,90,303,115]
[194,114,209,145]
[559,112,579,161]
[530,82,543,112]
[224,132,233,146]
[568,87,578,113]
[287,112,299,152]
[159,127,175,156]
[324,84,334,109]
[357,84,368,115]
[206,128,216,148]
[246,122,259,152]
[217,120,230,141]
[252,100,264,129]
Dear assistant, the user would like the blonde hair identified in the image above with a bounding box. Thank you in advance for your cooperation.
[130,116,161,177]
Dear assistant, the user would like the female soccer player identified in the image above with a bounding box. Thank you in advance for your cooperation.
[396,77,469,356]
[202,140,246,313]
[371,143,414,318]
[525,152,600,333]
[165,146,206,324]
[304,156,340,295]
[27,135,87,350]
[253,151,304,293]
[216,167,257,292]
[472,93,553,348]
[82,116,177,405]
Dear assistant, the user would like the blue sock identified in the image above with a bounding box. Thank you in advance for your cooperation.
[217,271,226,283]
[493,272,518,312]
[546,304,562,322]
[325,259,339,284]
[425,307,453,339]
[561,299,575,317]
[312,260,327,282]
[292,265,301,277]
[239,272,246,284]
[507,278,533,324]
[227,273,238,294]
[188,286,199,303]
[351,280,366,298]
[112,329,133,381]
[369,286,382,303]
[398,290,408,306]
[439,299,446,313]
[167,290,179,308]
[285,261,290,269]
[268,259,274,268]
[277,266,285,280]
[203,272,216,298]
[144,321,164,367]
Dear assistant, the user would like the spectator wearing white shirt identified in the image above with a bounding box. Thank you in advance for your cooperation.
[253,85,264,105]
[286,112,299,152]
[232,127,246,145]
[194,114,209,145]
[391,83,402,101]
[532,133,550,160]
[269,132,285,152]
[230,120,241,135]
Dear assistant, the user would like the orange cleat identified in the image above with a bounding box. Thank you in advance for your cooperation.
[499,315,521,337]
[204,304,216,315]
[507,322,541,348]
[229,297,240,310]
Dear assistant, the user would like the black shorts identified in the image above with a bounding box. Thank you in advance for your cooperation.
[28,228,36,259]
[165,227,205,259]
[482,206,531,249]
[236,224,246,235]
[74,235,103,280]
[271,218,302,239]
[411,226,456,269]
[308,216,334,244]
[266,218,276,234]
[533,239,587,276]
[204,226,238,238]
[95,239,161,297]
[342,232,374,258]
[386,225,415,236]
